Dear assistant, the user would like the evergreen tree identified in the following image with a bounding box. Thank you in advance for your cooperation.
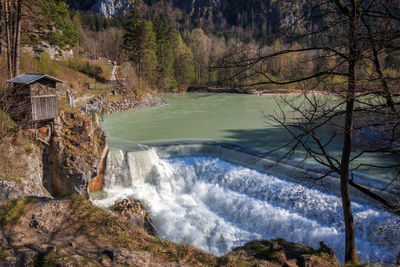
[32,0,78,50]
[173,34,195,87]
[122,7,157,88]
[153,18,177,89]
[71,12,87,46]
[140,20,158,87]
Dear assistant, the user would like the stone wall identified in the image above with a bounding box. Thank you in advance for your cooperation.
[89,93,166,114]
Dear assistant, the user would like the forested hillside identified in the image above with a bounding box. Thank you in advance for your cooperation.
[2,0,400,93]
[68,0,295,39]
[65,0,320,92]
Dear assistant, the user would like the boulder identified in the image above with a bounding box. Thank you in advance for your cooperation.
[111,198,157,236]
[0,247,38,267]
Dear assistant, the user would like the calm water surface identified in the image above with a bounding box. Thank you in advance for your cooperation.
[102,93,396,178]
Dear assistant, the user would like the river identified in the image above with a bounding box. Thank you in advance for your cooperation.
[102,93,397,179]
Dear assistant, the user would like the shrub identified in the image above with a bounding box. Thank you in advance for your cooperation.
[81,62,103,78]
[0,197,35,228]
[37,52,61,76]
[0,109,15,138]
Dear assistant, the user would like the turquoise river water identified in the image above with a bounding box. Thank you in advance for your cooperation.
[102,93,397,179]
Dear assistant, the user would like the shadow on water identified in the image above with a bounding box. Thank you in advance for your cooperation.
[222,127,342,157]
[222,127,398,178]
[222,127,292,152]
[187,93,219,99]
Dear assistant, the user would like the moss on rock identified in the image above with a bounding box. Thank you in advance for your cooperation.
[220,238,339,267]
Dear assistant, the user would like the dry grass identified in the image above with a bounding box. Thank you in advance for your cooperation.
[17,52,115,97]
[69,195,218,266]
[0,131,35,183]
[0,197,35,228]
[220,239,339,267]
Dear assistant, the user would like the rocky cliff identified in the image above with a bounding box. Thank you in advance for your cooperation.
[68,0,134,17]
[0,90,168,202]
[42,110,108,198]
[0,144,51,203]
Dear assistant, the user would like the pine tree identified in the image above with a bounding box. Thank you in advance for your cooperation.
[153,18,177,90]
[122,7,157,89]
[32,0,78,51]
[140,20,158,87]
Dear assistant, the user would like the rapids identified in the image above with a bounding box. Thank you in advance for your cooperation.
[92,148,400,264]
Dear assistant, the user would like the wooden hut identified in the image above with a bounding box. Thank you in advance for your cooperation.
[7,74,64,123]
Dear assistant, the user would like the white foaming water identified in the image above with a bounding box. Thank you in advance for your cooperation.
[93,148,399,264]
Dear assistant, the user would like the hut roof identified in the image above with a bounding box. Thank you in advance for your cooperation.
[7,74,64,84]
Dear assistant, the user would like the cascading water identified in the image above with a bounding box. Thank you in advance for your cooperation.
[92,147,400,265]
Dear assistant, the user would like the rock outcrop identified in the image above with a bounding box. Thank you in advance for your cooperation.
[68,0,133,17]
[111,198,157,236]
[42,110,108,198]
[0,144,51,203]
[221,238,340,267]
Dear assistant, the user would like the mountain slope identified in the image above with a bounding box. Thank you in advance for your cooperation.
[68,0,134,17]
[67,0,304,38]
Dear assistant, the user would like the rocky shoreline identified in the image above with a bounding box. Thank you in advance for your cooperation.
[88,92,166,114]
[186,86,297,95]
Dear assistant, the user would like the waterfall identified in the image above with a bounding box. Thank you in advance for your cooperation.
[66,89,74,108]
[92,148,400,264]
[103,145,173,188]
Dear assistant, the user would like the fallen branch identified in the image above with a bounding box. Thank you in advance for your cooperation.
[145,215,161,240]
[36,138,49,146]
[349,179,400,217]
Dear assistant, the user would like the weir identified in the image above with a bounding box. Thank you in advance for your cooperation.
[92,141,400,264]
[108,140,399,204]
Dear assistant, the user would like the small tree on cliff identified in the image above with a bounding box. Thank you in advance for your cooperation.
[220,0,400,263]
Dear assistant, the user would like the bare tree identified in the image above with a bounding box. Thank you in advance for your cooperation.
[219,0,400,263]
[1,0,22,78]
[0,0,2,56]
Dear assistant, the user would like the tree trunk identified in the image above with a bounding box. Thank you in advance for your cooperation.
[13,0,21,77]
[339,4,358,263]
[0,0,2,56]
[10,0,15,72]
[340,71,358,264]
[4,0,13,78]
